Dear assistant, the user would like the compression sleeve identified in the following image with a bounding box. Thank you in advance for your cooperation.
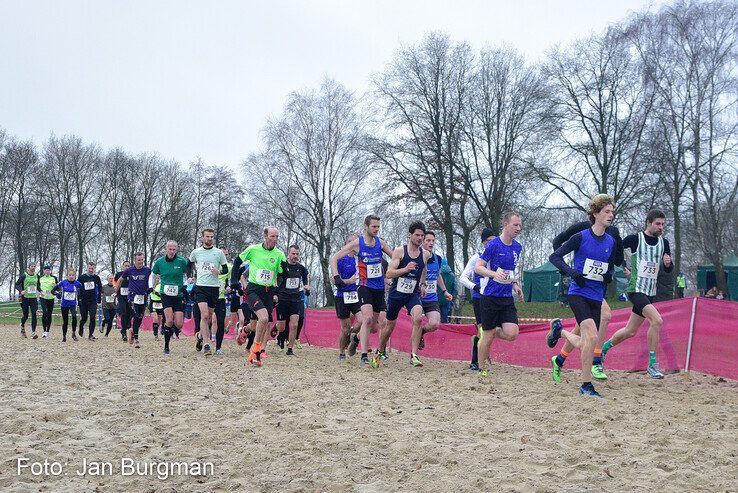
[14,274,25,293]
[230,256,243,285]
[549,232,582,277]
[460,254,478,291]
[552,221,587,250]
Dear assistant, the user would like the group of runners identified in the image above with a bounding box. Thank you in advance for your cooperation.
[13,195,673,397]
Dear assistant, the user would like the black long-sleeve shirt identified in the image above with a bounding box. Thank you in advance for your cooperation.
[77,273,103,304]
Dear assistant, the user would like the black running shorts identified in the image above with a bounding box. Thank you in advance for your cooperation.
[358,286,386,313]
[194,285,219,309]
[567,294,602,327]
[628,292,654,318]
[480,295,518,331]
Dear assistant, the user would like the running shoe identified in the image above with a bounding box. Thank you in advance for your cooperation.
[286,348,295,356]
[154,335,159,341]
[647,363,664,379]
[121,333,127,342]
[579,383,603,398]
[133,339,141,349]
[42,332,48,338]
[195,335,203,352]
[295,339,302,349]
[248,349,262,367]
[546,318,563,348]
[89,335,97,341]
[347,334,359,356]
[215,349,224,356]
[236,329,247,346]
[360,355,370,368]
[551,355,562,383]
[72,334,79,342]
[478,368,489,377]
[32,331,38,339]
[20,327,27,338]
[371,350,385,369]
[163,348,171,355]
[410,353,423,367]
[338,353,346,362]
[591,363,607,380]
[62,337,67,342]
[469,362,479,371]
[78,328,83,337]
[270,325,278,338]
[203,344,212,356]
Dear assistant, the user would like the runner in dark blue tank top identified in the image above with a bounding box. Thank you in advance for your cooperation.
[373,221,431,368]
[330,215,394,368]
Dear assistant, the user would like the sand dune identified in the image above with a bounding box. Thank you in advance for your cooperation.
[1,327,736,492]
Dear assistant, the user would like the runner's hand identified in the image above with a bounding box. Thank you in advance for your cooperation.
[405,261,417,273]
[492,270,509,283]
[333,275,346,288]
[571,271,587,288]
[513,284,523,300]
[663,253,672,268]
[623,267,631,277]
[602,272,613,284]
[209,266,219,276]
[304,288,311,296]
[273,295,278,305]
[20,290,25,296]
[444,291,453,301]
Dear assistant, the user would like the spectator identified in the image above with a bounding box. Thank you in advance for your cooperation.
[655,259,676,302]
[705,286,718,298]
[438,258,457,323]
[716,291,725,300]
[676,272,687,298]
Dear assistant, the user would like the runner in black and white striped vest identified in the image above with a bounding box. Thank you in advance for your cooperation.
[601,209,673,379]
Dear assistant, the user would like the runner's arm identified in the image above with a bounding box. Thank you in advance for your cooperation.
[552,222,585,250]
[384,247,406,279]
[230,256,243,286]
[330,239,359,278]
[380,239,394,258]
[549,233,581,278]
[662,239,673,272]
[14,274,25,293]
[95,275,103,304]
[459,255,478,291]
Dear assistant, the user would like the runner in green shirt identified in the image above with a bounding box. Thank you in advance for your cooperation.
[37,264,58,338]
[14,262,39,338]
[151,240,189,355]
[231,226,285,366]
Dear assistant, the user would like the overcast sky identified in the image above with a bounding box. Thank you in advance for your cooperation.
[1,0,662,169]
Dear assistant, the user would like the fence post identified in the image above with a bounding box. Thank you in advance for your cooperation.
[684,297,698,373]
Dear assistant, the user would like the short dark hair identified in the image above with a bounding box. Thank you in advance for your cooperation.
[425,230,435,238]
[646,209,666,224]
[289,244,300,252]
[364,214,380,227]
[502,211,521,225]
[87,261,96,267]
[202,228,215,235]
[408,221,426,234]
[134,252,144,259]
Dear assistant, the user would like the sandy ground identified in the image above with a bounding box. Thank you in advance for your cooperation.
[1,326,736,493]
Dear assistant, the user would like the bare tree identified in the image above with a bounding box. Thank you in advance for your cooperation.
[246,78,367,305]
[6,139,41,270]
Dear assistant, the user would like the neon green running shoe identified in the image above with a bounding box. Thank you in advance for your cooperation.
[295,339,303,350]
[371,350,384,369]
[591,363,607,380]
[478,368,489,377]
[551,356,562,383]
[410,353,423,367]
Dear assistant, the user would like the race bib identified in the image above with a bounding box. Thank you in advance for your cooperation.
[133,294,145,305]
[163,284,179,296]
[105,295,115,303]
[200,262,215,273]
[152,302,163,310]
[638,261,659,280]
[493,268,515,284]
[120,287,129,296]
[583,258,608,282]
[257,269,274,284]
[286,277,301,289]
[26,286,37,294]
[426,280,437,294]
[84,281,95,290]
[367,263,382,279]
[397,277,417,294]
[63,292,76,301]
[343,291,359,304]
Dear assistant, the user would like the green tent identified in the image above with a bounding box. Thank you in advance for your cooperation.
[523,262,561,302]
[523,262,629,302]
[697,254,738,301]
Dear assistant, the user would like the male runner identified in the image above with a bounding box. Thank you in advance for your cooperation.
[14,262,39,338]
[189,228,229,357]
[114,261,132,341]
[331,234,363,361]
[117,252,153,348]
[78,261,103,340]
[474,212,524,377]
[331,215,394,367]
[149,275,163,341]
[232,226,285,367]
[37,264,58,338]
[548,194,625,381]
[372,221,430,367]
[601,209,673,379]
[418,230,454,351]
[214,263,230,355]
[276,245,310,356]
[101,275,117,337]
[459,227,495,370]
[548,194,617,397]
[152,240,188,355]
